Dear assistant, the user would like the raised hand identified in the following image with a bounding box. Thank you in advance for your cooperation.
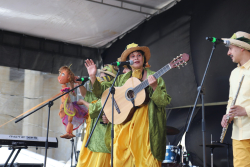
[85,59,97,77]
[85,59,97,84]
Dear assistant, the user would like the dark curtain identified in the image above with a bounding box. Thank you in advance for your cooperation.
[0,31,99,76]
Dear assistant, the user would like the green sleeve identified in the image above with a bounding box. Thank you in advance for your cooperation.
[147,76,170,161]
[91,73,131,98]
[84,91,93,103]
[149,77,171,107]
[85,91,99,103]
[92,79,113,98]
[89,99,102,119]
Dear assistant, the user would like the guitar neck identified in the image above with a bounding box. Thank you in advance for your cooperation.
[133,64,171,94]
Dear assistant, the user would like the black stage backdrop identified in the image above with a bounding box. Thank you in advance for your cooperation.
[0,30,100,76]
[101,0,250,166]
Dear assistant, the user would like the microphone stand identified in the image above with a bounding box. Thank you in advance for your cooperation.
[15,80,88,167]
[185,43,217,167]
[85,67,121,167]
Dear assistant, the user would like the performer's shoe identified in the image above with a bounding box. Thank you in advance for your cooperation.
[60,133,75,139]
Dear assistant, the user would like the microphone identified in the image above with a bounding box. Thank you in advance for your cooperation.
[110,60,134,66]
[76,77,90,82]
[206,37,230,47]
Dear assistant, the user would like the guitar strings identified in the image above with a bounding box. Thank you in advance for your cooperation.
[133,64,171,94]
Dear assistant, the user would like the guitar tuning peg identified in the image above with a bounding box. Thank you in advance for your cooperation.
[184,62,187,65]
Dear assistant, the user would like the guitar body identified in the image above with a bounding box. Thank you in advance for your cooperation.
[101,77,146,124]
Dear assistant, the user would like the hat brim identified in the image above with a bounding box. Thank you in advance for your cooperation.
[120,46,151,62]
[98,69,116,77]
[222,38,250,50]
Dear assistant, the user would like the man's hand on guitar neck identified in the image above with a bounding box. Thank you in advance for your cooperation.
[148,75,158,91]
[85,59,97,85]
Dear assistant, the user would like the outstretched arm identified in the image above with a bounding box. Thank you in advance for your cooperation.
[77,99,90,109]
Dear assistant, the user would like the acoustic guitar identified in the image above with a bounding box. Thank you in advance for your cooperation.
[101,53,190,124]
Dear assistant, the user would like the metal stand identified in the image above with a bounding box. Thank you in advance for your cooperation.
[218,142,231,167]
[15,81,88,167]
[210,147,214,167]
[179,144,183,166]
[110,86,115,167]
[71,138,74,167]
[70,137,80,167]
[200,87,206,167]
[44,101,53,166]
[85,67,121,167]
[226,143,230,167]
[4,146,27,167]
[186,43,217,167]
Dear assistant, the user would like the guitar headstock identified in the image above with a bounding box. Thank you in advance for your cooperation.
[169,53,190,69]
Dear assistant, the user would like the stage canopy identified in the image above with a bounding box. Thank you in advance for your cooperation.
[0,0,179,75]
[0,0,179,48]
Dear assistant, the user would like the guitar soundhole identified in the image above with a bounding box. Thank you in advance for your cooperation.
[127,90,135,99]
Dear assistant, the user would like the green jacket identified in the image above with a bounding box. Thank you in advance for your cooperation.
[84,91,110,153]
[92,68,171,161]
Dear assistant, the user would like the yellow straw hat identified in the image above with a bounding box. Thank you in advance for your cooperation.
[120,43,151,62]
[222,31,250,50]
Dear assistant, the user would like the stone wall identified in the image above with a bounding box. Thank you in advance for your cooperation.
[0,66,82,163]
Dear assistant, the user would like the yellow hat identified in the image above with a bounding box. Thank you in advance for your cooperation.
[120,43,151,62]
[222,31,250,50]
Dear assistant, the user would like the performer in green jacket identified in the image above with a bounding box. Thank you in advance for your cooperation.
[85,43,171,167]
[77,65,117,167]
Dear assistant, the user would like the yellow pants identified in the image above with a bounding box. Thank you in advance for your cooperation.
[113,105,161,167]
[77,116,111,167]
[233,139,250,167]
